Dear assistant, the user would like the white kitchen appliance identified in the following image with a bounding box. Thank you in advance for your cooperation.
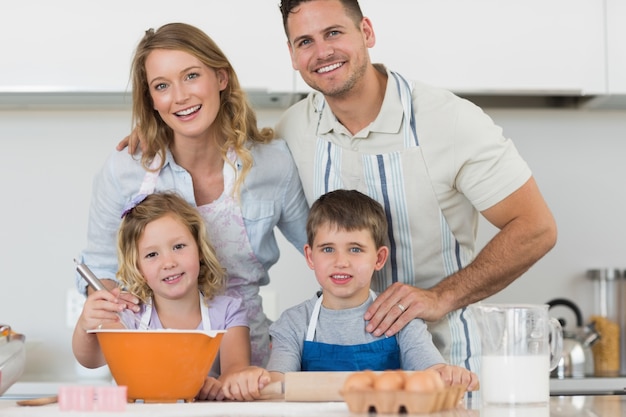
[0,325,26,396]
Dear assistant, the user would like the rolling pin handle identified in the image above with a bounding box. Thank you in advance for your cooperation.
[259,380,284,399]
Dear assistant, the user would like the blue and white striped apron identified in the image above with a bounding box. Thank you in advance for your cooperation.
[311,71,481,377]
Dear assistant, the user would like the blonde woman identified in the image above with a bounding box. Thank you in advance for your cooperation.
[75,23,309,371]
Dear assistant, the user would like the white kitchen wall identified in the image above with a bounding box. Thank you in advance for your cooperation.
[1,105,625,382]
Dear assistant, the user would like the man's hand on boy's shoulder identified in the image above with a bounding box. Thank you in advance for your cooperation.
[364,282,446,338]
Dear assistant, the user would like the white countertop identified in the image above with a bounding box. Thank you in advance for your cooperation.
[9,377,624,398]
[2,396,626,417]
[1,381,110,400]
[2,401,352,417]
[550,377,626,395]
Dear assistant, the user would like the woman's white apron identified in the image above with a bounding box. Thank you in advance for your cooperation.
[134,149,269,366]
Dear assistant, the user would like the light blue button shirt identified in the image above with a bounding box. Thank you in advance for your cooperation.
[75,139,309,294]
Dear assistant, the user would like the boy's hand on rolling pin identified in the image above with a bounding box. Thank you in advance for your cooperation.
[429,364,480,391]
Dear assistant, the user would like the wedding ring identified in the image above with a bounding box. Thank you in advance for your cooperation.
[396,303,406,313]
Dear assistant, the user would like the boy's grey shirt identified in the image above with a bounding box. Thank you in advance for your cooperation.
[267,292,445,372]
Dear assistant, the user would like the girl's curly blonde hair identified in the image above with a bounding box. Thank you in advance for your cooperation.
[116,192,226,304]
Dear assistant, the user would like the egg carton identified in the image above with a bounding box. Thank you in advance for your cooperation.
[340,385,464,414]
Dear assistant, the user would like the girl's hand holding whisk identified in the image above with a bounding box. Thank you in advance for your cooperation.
[78,287,126,332]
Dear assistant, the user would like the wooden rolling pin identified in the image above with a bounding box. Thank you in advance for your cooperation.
[260,372,351,402]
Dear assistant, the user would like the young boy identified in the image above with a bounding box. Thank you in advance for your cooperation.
[226,190,478,399]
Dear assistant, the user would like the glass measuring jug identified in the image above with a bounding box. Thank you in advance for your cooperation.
[470,303,563,406]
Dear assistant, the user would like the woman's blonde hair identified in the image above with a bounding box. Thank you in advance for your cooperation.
[131,22,273,195]
[116,192,226,304]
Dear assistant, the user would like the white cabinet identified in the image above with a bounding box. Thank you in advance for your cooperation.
[321,0,607,95]
[0,0,295,94]
[0,0,614,100]
[606,0,626,94]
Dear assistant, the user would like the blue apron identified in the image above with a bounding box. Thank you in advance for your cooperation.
[301,291,401,371]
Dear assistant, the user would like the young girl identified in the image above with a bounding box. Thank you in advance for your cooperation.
[72,192,263,401]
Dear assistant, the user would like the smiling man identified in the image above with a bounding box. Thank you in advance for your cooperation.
[275,0,557,375]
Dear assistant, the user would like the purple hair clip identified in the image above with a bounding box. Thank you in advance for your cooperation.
[121,194,149,219]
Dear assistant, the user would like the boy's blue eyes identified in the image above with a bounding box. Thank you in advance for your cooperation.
[320,247,362,253]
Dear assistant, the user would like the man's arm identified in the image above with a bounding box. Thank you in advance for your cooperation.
[365,177,557,336]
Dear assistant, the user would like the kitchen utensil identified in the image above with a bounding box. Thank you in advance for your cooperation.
[0,325,26,397]
[16,396,58,407]
[89,328,224,402]
[587,268,622,376]
[74,259,144,329]
[623,268,626,377]
[547,298,599,378]
[260,372,353,401]
[470,303,563,406]
[75,259,107,292]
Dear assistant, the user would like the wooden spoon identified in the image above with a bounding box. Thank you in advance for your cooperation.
[16,395,58,406]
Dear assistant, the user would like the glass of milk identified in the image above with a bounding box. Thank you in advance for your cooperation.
[470,303,563,406]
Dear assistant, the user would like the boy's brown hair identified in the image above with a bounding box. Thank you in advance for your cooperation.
[306,189,388,248]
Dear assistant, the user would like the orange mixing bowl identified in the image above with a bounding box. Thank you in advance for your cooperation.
[89,329,225,402]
